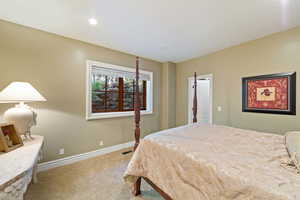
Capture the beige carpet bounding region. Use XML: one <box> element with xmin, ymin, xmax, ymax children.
<box><xmin>25</xmin><ymin>148</ymin><xmax>163</xmax><ymax>200</ymax></box>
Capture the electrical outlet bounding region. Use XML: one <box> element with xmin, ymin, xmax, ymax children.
<box><xmin>59</xmin><ymin>148</ymin><xmax>64</xmax><ymax>155</ymax></box>
<box><xmin>99</xmin><ymin>141</ymin><xmax>104</xmax><ymax>146</ymax></box>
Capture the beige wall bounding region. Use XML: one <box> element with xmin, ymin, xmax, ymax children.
<box><xmin>2</xmin><ymin>19</ymin><xmax>299</xmax><ymax>162</ymax></box>
<box><xmin>176</xmin><ymin>27</ymin><xmax>300</xmax><ymax>134</ymax></box>
<box><xmin>160</xmin><ymin>62</ymin><xmax>176</xmax><ymax>129</ymax></box>
<box><xmin>0</xmin><ymin>20</ymin><xmax>162</xmax><ymax>162</ymax></box>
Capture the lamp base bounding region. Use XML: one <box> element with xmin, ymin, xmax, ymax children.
<box><xmin>3</xmin><ymin>102</ymin><xmax>37</xmax><ymax>139</ymax></box>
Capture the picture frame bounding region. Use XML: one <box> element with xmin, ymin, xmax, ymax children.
<box><xmin>0</xmin><ymin>123</ymin><xmax>23</xmax><ymax>153</ymax></box>
<box><xmin>242</xmin><ymin>72</ymin><xmax>296</xmax><ymax>115</ymax></box>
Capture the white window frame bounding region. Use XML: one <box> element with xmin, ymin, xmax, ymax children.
<box><xmin>86</xmin><ymin>60</ymin><xmax>153</xmax><ymax>120</ymax></box>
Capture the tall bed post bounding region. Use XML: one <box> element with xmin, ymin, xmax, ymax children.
<box><xmin>192</xmin><ymin>72</ymin><xmax>197</xmax><ymax>123</ymax></box>
<box><xmin>134</xmin><ymin>56</ymin><xmax>141</xmax><ymax>152</ymax></box>
<box><xmin>133</xmin><ymin>56</ymin><xmax>142</xmax><ymax>196</ymax></box>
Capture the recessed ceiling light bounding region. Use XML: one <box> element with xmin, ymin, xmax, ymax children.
<box><xmin>89</xmin><ymin>18</ymin><xmax>98</xmax><ymax>26</ymax></box>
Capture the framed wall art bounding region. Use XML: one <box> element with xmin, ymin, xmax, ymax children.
<box><xmin>242</xmin><ymin>72</ymin><xmax>296</xmax><ymax>115</ymax></box>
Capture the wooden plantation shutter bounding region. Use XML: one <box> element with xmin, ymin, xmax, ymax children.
<box><xmin>91</xmin><ymin>65</ymin><xmax>148</xmax><ymax>113</ymax></box>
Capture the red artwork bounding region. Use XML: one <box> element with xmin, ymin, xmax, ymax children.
<box><xmin>247</xmin><ymin>77</ymin><xmax>288</xmax><ymax>110</ymax></box>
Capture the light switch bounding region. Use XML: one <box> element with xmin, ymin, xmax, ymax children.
<box><xmin>217</xmin><ymin>106</ymin><xmax>222</xmax><ymax>112</ymax></box>
<box><xmin>59</xmin><ymin>148</ymin><xmax>65</xmax><ymax>155</ymax></box>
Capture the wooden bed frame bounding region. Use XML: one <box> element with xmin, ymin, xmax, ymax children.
<box><xmin>132</xmin><ymin>57</ymin><xmax>198</xmax><ymax>200</ymax></box>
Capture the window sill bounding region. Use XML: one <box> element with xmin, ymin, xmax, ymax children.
<box><xmin>86</xmin><ymin>110</ymin><xmax>153</xmax><ymax>120</ymax></box>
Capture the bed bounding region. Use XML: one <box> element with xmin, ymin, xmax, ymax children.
<box><xmin>124</xmin><ymin>123</ymin><xmax>300</xmax><ymax>199</ymax></box>
<box><xmin>124</xmin><ymin>57</ymin><xmax>300</xmax><ymax>200</ymax></box>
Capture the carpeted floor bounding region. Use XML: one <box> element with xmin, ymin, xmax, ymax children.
<box><xmin>25</xmin><ymin>148</ymin><xmax>163</xmax><ymax>200</ymax></box>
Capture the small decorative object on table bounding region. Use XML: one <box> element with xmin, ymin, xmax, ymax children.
<box><xmin>242</xmin><ymin>72</ymin><xmax>296</xmax><ymax>115</ymax></box>
<box><xmin>0</xmin><ymin>82</ymin><xmax>47</xmax><ymax>139</ymax></box>
<box><xmin>0</xmin><ymin>123</ymin><xmax>23</xmax><ymax>153</ymax></box>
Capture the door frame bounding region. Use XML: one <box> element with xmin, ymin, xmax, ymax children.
<box><xmin>187</xmin><ymin>74</ymin><xmax>213</xmax><ymax>124</ymax></box>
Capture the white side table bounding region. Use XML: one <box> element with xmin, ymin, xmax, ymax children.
<box><xmin>0</xmin><ymin>135</ymin><xmax>44</xmax><ymax>200</ymax></box>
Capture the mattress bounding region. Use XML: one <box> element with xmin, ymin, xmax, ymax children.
<box><xmin>124</xmin><ymin>124</ymin><xmax>300</xmax><ymax>200</ymax></box>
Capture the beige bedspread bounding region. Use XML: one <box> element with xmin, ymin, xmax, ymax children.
<box><xmin>124</xmin><ymin>124</ymin><xmax>300</xmax><ymax>200</ymax></box>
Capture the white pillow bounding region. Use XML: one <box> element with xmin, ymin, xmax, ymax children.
<box><xmin>285</xmin><ymin>131</ymin><xmax>300</xmax><ymax>172</ymax></box>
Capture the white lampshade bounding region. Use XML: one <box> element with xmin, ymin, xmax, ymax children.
<box><xmin>0</xmin><ymin>82</ymin><xmax>46</xmax><ymax>103</ymax></box>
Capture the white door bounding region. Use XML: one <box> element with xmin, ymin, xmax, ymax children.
<box><xmin>188</xmin><ymin>75</ymin><xmax>213</xmax><ymax>124</ymax></box>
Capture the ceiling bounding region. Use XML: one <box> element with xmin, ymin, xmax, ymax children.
<box><xmin>0</xmin><ymin>0</ymin><xmax>299</xmax><ymax>62</ymax></box>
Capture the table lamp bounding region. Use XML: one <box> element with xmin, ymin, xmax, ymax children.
<box><xmin>0</xmin><ymin>82</ymin><xmax>46</xmax><ymax>139</ymax></box>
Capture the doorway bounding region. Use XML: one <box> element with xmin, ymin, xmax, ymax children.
<box><xmin>188</xmin><ymin>74</ymin><xmax>213</xmax><ymax>124</ymax></box>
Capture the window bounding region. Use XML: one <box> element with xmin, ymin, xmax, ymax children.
<box><xmin>86</xmin><ymin>60</ymin><xmax>153</xmax><ymax>120</ymax></box>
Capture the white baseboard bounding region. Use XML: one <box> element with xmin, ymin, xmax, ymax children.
<box><xmin>38</xmin><ymin>141</ymin><xmax>134</xmax><ymax>172</ymax></box>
